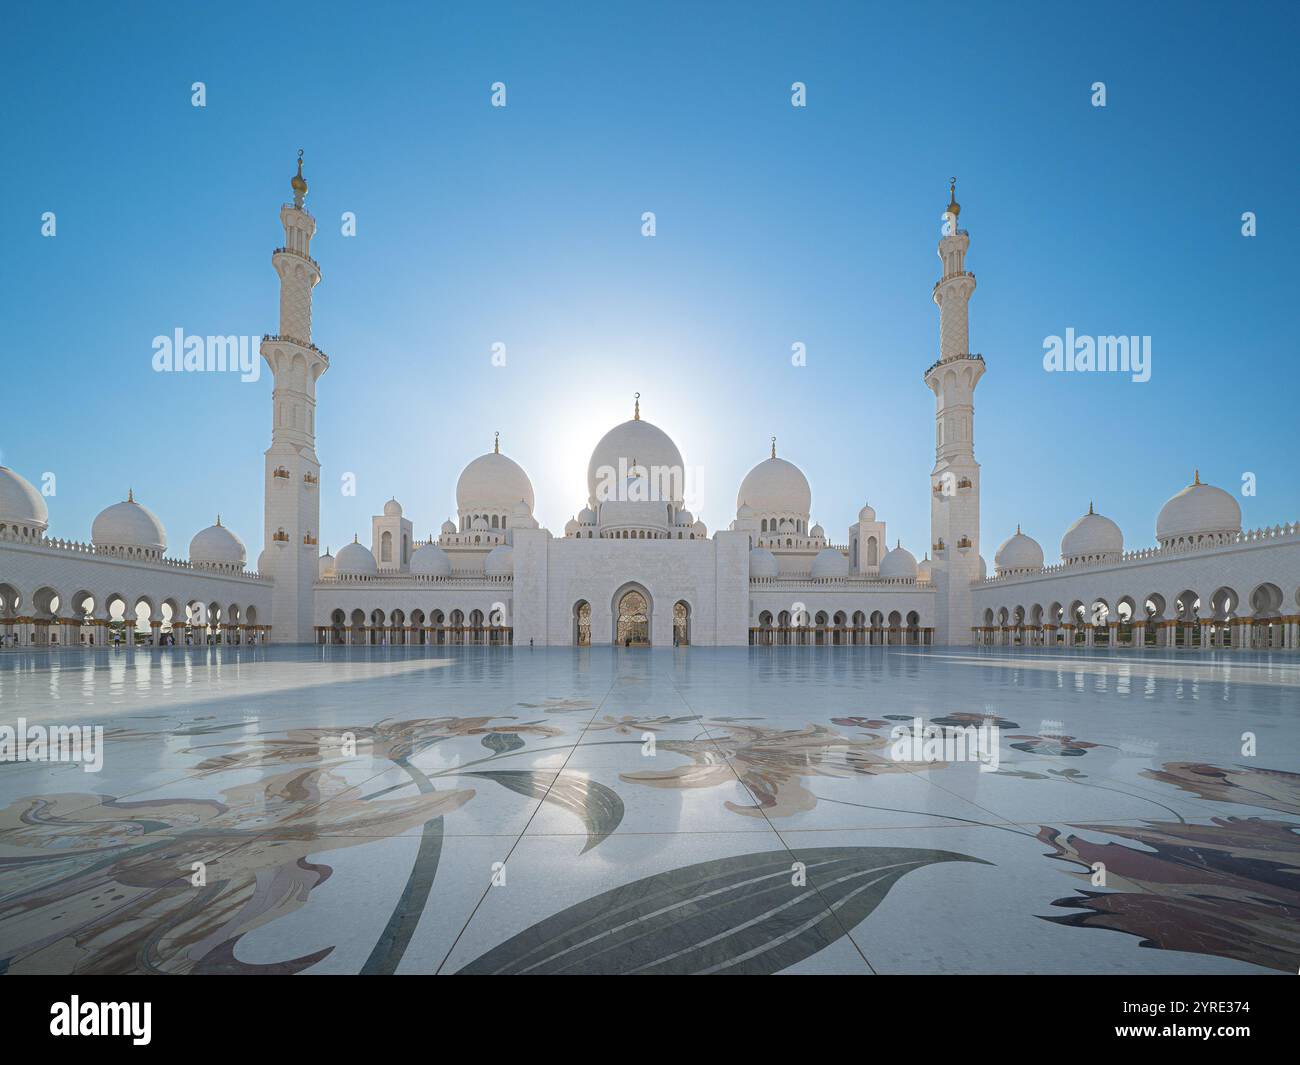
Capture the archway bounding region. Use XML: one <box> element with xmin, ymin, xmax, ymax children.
<box><xmin>614</xmin><ymin>586</ymin><xmax>651</xmax><ymax>647</ymax></box>
<box><xmin>573</xmin><ymin>600</ymin><xmax>591</xmax><ymax>646</ymax></box>
<box><xmin>673</xmin><ymin>600</ymin><xmax>691</xmax><ymax>646</ymax></box>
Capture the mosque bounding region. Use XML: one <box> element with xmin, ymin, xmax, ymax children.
<box><xmin>1</xmin><ymin>162</ymin><xmax>1298</xmax><ymax>650</ymax></box>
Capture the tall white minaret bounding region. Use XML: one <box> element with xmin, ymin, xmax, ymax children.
<box><xmin>261</xmin><ymin>151</ymin><xmax>328</xmax><ymax>643</ymax></box>
<box><xmin>926</xmin><ymin>179</ymin><xmax>983</xmax><ymax>645</ymax></box>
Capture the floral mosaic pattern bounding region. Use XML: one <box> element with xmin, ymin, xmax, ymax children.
<box><xmin>2</xmin><ymin>691</ymin><xmax>1296</xmax><ymax>976</ymax></box>
<box><xmin>1039</xmin><ymin>764</ymin><xmax>1300</xmax><ymax>973</ymax></box>
<box><xmin>620</xmin><ymin>722</ymin><xmax>904</xmax><ymax>818</ymax></box>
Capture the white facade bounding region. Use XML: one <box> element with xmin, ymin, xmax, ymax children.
<box><xmin>3</xmin><ymin>167</ymin><xmax>1297</xmax><ymax>650</ymax></box>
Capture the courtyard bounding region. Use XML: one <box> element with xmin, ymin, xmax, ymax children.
<box><xmin>0</xmin><ymin>645</ymin><xmax>1296</xmax><ymax>975</ymax></box>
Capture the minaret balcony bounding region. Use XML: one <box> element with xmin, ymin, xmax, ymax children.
<box><xmin>272</xmin><ymin>246</ymin><xmax>321</xmax><ymax>275</ymax></box>
<box><xmin>932</xmin><ymin>270</ymin><xmax>975</xmax><ymax>293</ymax></box>
<box><xmin>303</xmin><ymin>473</ymin><xmax>318</xmax><ymax>487</ymax></box>
<box><xmin>923</xmin><ymin>352</ymin><xmax>983</xmax><ymax>380</ymax></box>
<box><xmin>261</xmin><ymin>334</ymin><xmax>330</xmax><ymax>367</ymax></box>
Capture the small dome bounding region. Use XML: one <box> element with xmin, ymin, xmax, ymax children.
<box><xmin>676</xmin><ymin>509</ymin><xmax>695</xmax><ymax>526</ymax></box>
<box><xmin>318</xmin><ymin>550</ymin><xmax>336</xmax><ymax>579</ymax></box>
<box><xmin>383</xmin><ymin>497</ymin><xmax>403</xmax><ymax>517</ymax></box>
<box><xmin>916</xmin><ymin>553</ymin><xmax>932</xmax><ymax>583</ymax></box>
<box><xmin>736</xmin><ymin>503</ymin><xmax>754</xmax><ymax>520</ymax></box>
<box><xmin>994</xmin><ymin>527</ymin><xmax>1044</xmax><ymax>574</ymax></box>
<box><xmin>189</xmin><ymin>517</ymin><xmax>246</xmax><ymax>567</ymax></box>
<box><xmin>410</xmin><ymin>541</ymin><xmax>452</xmax><ymax>576</ymax></box>
<box><xmin>811</xmin><ymin>547</ymin><xmax>850</xmax><ymax>579</ymax></box>
<box><xmin>810</xmin><ymin>523</ymin><xmax>825</xmax><ymax>539</ymax></box>
<box><xmin>778</xmin><ymin>519</ymin><xmax>794</xmax><ymax>533</ymax></box>
<box><xmin>92</xmin><ymin>492</ymin><xmax>166</xmax><ymax>554</ymax></box>
<box><xmin>0</xmin><ymin>466</ymin><xmax>49</xmax><ymax>530</ymax></box>
<box><xmin>472</xmin><ymin>515</ymin><xmax>489</xmax><ymax>531</ymax></box>
<box><xmin>578</xmin><ymin>506</ymin><xmax>596</xmax><ymax>524</ymax></box>
<box><xmin>564</xmin><ymin>518</ymin><xmax>579</xmax><ymax>536</ymax></box>
<box><xmin>736</xmin><ymin>454</ymin><xmax>811</xmax><ymax>517</ymax></box>
<box><xmin>334</xmin><ymin>538</ymin><xmax>378</xmax><ymax>577</ymax></box>
<box><xmin>512</xmin><ymin>499</ymin><xmax>530</xmax><ymax>515</ymax></box>
<box><xmin>1061</xmin><ymin>505</ymin><xmax>1123</xmax><ymax>562</ymax></box>
<box><xmin>879</xmin><ymin>542</ymin><xmax>918</xmax><ymax>580</ymax></box>
<box><xmin>484</xmin><ymin>544</ymin><xmax>514</xmax><ymax>576</ymax></box>
<box><xmin>1156</xmin><ymin>473</ymin><xmax>1241</xmax><ymax>545</ymax></box>
<box><xmin>749</xmin><ymin>547</ymin><xmax>779</xmax><ymax>578</ymax></box>
<box><xmin>457</xmin><ymin>448</ymin><xmax>535</xmax><ymax>514</ymax></box>
<box><xmin>858</xmin><ymin>503</ymin><xmax>876</xmax><ymax>523</ymax></box>
<box><xmin>978</xmin><ymin>554</ymin><xmax>988</xmax><ymax>580</ymax></box>
<box><xmin>440</xmin><ymin>518</ymin><xmax>457</xmax><ymax>535</ymax></box>
<box><xmin>691</xmin><ymin>519</ymin><xmax>707</xmax><ymax>537</ymax></box>
<box><xmin>257</xmin><ymin>548</ymin><xmax>271</xmax><ymax>576</ymax></box>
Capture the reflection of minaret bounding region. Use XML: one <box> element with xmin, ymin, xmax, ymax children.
<box><xmin>926</xmin><ymin>179</ymin><xmax>983</xmax><ymax>645</ymax></box>
<box><xmin>262</xmin><ymin>152</ymin><xmax>329</xmax><ymax>643</ymax></box>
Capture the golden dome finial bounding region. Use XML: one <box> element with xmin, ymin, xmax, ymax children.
<box><xmin>771</xmin><ymin>435</ymin><xmax>777</xmax><ymax>459</ymax></box>
<box><xmin>1193</xmin><ymin>468</ymin><xmax>1201</xmax><ymax>485</ymax></box>
<box><xmin>1016</xmin><ymin>523</ymin><xmax>1021</xmax><ymax>534</ymax></box>
<box><xmin>127</xmin><ymin>487</ymin><xmax>134</xmax><ymax>503</ymax></box>
<box><xmin>946</xmin><ymin>176</ymin><xmax>960</xmax><ymax>219</ymax></box>
<box><xmin>216</xmin><ymin>513</ymin><xmax>222</xmax><ymax>526</ymax></box>
<box><xmin>494</xmin><ymin>430</ymin><xmax>499</xmax><ymax>454</ymax></box>
<box><xmin>1088</xmin><ymin>500</ymin><xmax>1094</xmax><ymax>515</ymax></box>
<box><xmin>633</xmin><ymin>392</ymin><xmax>640</xmax><ymax>420</ymax></box>
<box><xmin>291</xmin><ymin>149</ymin><xmax>308</xmax><ymax>204</ymax></box>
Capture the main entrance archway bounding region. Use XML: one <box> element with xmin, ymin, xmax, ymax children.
<box><xmin>614</xmin><ymin>587</ymin><xmax>651</xmax><ymax>646</ymax></box>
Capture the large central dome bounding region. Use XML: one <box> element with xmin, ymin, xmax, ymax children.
<box><xmin>586</xmin><ymin>403</ymin><xmax>685</xmax><ymax>505</ymax></box>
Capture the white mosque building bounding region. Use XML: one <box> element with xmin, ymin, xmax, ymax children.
<box><xmin>2</xmin><ymin>163</ymin><xmax>1298</xmax><ymax>650</ymax></box>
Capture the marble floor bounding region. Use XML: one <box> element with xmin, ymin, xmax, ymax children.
<box><xmin>0</xmin><ymin>645</ymin><xmax>1296</xmax><ymax>975</ymax></box>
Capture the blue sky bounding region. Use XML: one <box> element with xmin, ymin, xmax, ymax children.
<box><xmin>2</xmin><ymin>1</ymin><xmax>1297</xmax><ymax>562</ymax></box>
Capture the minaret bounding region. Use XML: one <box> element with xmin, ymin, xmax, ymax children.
<box><xmin>261</xmin><ymin>151</ymin><xmax>328</xmax><ymax>642</ymax></box>
<box><xmin>926</xmin><ymin>179</ymin><xmax>983</xmax><ymax>645</ymax></box>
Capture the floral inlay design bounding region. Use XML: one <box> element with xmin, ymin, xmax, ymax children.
<box><xmin>620</xmin><ymin>722</ymin><xmax>900</xmax><ymax>818</ymax></box>
<box><xmin>0</xmin><ymin>714</ymin><xmax>616</xmax><ymax>975</ymax></box>
<box><xmin>1038</xmin><ymin>763</ymin><xmax>1300</xmax><ymax>973</ymax></box>
<box><xmin>585</xmin><ymin>714</ymin><xmax>699</xmax><ymax>735</ymax></box>
<box><xmin>1009</xmin><ymin>733</ymin><xmax>1109</xmax><ymax>757</ymax></box>
<box><xmin>0</xmin><ymin>767</ymin><xmax>472</xmax><ymax>974</ymax></box>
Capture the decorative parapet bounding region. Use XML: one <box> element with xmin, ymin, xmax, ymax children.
<box><xmin>317</xmin><ymin>574</ymin><xmax>514</xmax><ymax>586</ymax></box>
<box><xmin>923</xmin><ymin>352</ymin><xmax>983</xmax><ymax>379</ymax></box>
<box><xmin>261</xmin><ymin>333</ymin><xmax>329</xmax><ymax>365</ymax></box>
<box><xmin>977</xmin><ymin>520</ymin><xmax>1300</xmax><ymax>586</ymax></box>
<box><xmin>271</xmin><ymin>246</ymin><xmax>321</xmax><ymax>273</ymax></box>
<box><xmin>0</xmin><ymin>531</ymin><xmax>271</xmax><ymax>580</ymax></box>
<box><xmin>749</xmin><ymin>575</ymin><xmax>929</xmax><ymax>590</ymax></box>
